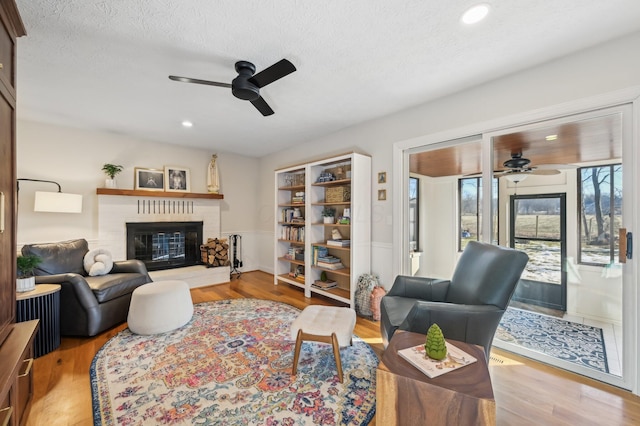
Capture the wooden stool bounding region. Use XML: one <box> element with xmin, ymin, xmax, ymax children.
<box><xmin>290</xmin><ymin>305</ymin><xmax>356</xmax><ymax>382</ymax></box>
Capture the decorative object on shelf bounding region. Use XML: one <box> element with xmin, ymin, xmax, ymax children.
<box><xmin>165</xmin><ymin>166</ymin><xmax>191</xmax><ymax>192</ymax></box>
<box><xmin>425</xmin><ymin>323</ymin><xmax>447</xmax><ymax>360</ymax></box>
<box><xmin>292</xmin><ymin>191</ymin><xmax>305</xmax><ymax>204</ymax></box>
<box><xmin>135</xmin><ymin>168</ymin><xmax>165</xmax><ymax>191</ymax></box>
<box><xmin>378</xmin><ymin>171</ymin><xmax>386</xmax><ymax>184</ymax></box>
<box><xmin>102</xmin><ymin>163</ymin><xmax>123</xmax><ymax>189</ymax></box>
<box><xmin>313</xmin><ymin>271</ymin><xmax>337</xmax><ymax>289</ymax></box>
<box><xmin>17</xmin><ymin>178</ymin><xmax>83</xmax><ymax>213</ymax></box>
<box><xmin>325</xmin><ymin>164</ymin><xmax>351</xmax><ymax>180</ymax></box>
<box><xmin>331</xmin><ymin>228</ymin><xmax>343</xmax><ymax>240</ymax></box>
<box><xmin>378</xmin><ymin>189</ymin><xmax>387</xmax><ymax>201</ymax></box>
<box><xmin>207</xmin><ymin>154</ymin><xmax>220</xmax><ymax>193</ymax></box>
<box><xmin>326</xmin><ymin>186</ymin><xmax>350</xmax><ymax>202</ymax></box>
<box><xmin>316</xmin><ymin>171</ymin><xmax>335</xmax><ymax>183</ymax></box>
<box><xmin>16</xmin><ymin>254</ymin><xmax>42</xmax><ymax>292</ymax></box>
<box><xmin>322</xmin><ymin>206</ymin><xmax>336</xmax><ymax>224</ymax></box>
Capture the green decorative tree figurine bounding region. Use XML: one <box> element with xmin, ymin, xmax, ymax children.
<box><xmin>425</xmin><ymin>323</ymin><xmax>448</xmax><ymax>360</ymax></box>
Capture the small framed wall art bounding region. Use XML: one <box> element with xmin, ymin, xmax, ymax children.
<box><xmin>165</xmin><ymin>166</ymin><xmax>191</xmax><ymax>192</ymax></box>
<box><xmin>135</xmin><ymin>168</ymin><xmax>165</xmax><ymax>191</ymax></box>
<box><xmin>378</xmin><ymin>189</ymin><xmax>387</xmax><ymax>201</ymax></box>
<box><xmin>378</xmin><ymin>172</ymin><xmax>387</xmax><ymax>184</ymax></box>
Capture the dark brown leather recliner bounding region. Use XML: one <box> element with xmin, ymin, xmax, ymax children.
<box><xmin>21</xmin><ymin>239</ymin><xmax>152</xmax><ymax>336</ymax></box>
<box><xmin>380</xmin><ymin>241</ymin><xmax>528</xmax><ymax>358</ymax></box>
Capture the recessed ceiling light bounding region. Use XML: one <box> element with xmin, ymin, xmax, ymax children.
<box><xmin>545</xmin><ymin>134</ymin><xmax>558</xmax><ymax>141</ymax></box>
<box><xmin>182</xmin><ymin>121</ymin><xmax>193</xmax><ymax>128</ymax></box>
<box><xmin>461</xmin><ymin>4</ymin><xmax>490</xmax><ymax>25</ymax></box>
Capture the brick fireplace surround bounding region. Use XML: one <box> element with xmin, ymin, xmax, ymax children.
<box><xmin>97</xmin><ymin>190</ymin><xmax>229</xmax><ymax>287</ymax></box>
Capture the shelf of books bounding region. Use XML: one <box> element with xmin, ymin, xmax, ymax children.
<box><xmin>274</xmin><ymin>166</ymin><xmax>307</xmax><ymax>290</ymax></box>
<box><xmin>274</xmin><ymin>153</ymin><xmax>371</xmax><ymax>307</ymax></box>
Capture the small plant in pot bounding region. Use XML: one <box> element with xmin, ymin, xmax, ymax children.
<box><xmin>16</xmin><ymin>254</ymin><xmax>42</xmax><ymax>292</ymax></box>
<box><xmin>321</xmin><ymin>206</ymin><xmax>336</xmax><ymax>224</ymax></box>
<box><xmin>102</xmin><ymin>163</ymin><xmax>123</xmax><ymax>188</ymax></box>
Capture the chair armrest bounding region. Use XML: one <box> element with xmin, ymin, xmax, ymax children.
<box><xmin>111</xmin><ymin>259</ymin><xmax>151</xmax><ymax>278</ymax></box>
<box><xmin>35</xmin><ymin>273</ymin><xmax>99</xmax><ymax>309</ymax></box>
<box><xmin>387</xmin><ymin>275</ymin><xmax>450</xmax><ymax>301</ymax></box>
<box><xmin>400</xmin><ymin>301</ymin><xmax>505</xmax><ymax>357</ymax></box>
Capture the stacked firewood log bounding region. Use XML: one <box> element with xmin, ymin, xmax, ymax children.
<box><xmin>200</xmin><ymin>238</ymin><xmax>230</xmax><ymax>267</ymax></box>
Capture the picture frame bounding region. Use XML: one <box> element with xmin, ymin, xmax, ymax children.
<box><xmin>378</xmin><ymin>189</ymin><xmax>387</xmax><ymax>201</ymax></box>
<box><xmin>164</xmin><ymin>166</ymin><xmax>191</xmax><ymax>192</ymax></box>
<box><xmin>378</xmin><ymin>172</ymin><xmax>387</xmax><ymax>184</ymax></box>
<box><xmin>135</xmin><ymin>168</ymin><xmax>165</xmax><ymax>191</ymax></box>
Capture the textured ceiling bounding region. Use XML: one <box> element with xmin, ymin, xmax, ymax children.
<box><xmin>15</xmin><ymin>0</ymin><xmax>640</xmax><ymax>157</ymax></box>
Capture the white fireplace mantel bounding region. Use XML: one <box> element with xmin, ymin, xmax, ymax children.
<box><xmin>97</xmin><ymin>190</ymin><xmax>228</xmax><ymax>286</ymax></box>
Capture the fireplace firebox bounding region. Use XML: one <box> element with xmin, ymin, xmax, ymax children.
<box><xmin>126</xmin><ymin>221</ymin><xmax>203</xmax><ymax>271</ymax></box>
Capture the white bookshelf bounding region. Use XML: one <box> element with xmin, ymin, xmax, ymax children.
<box><xmin>274</xmin><ymin>153</ymin><xmax>371</xmax><ymax>308</ymax></box>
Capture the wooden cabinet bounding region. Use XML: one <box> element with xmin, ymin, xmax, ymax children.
<box><xmin>274</xmin><ymin>153</ymin><xmax>371</xmax><ymax>307</ymax></box>
<box><xmin>0</xmin><ymin>321</ymin><xmax>38</xmax><ymax>426</ymax></box>
<box><xmin>0</xmin><ymin>0</ymin><xmax>25</xmax><ymax>346</ymax></box>
<box><xmin>0</xmin><ymin>2</ymin><xmax>32</xmax><ymax>425</ymax></box>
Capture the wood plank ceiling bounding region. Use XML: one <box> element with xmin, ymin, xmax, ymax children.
<box><xmin>410</xmin><ymin>113</ymin><xmax>622</xmax><ymax>177</ymax></box>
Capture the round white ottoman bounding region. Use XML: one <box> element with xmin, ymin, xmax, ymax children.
<box><xmin>290</xmin><ymin>305</ymin><xmax>356</xmax><ymax>382</ymax></box>
<box><xmin>127</xmin><ymin>280</ymin><xmax>193</xmax><ymax>335</ymax></box>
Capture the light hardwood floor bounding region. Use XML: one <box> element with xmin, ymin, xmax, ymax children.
<box><xmin>26</xmin><ymin>271</ymin><xmax>640</xmax><ymax>425</ymax></box>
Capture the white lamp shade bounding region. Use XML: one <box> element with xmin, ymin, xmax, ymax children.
<box><xmin>504</xmin><ymin>173</ymin><xmax>529</xmax><ymax>184</ymax></box>
<box><xmin>34</xmin><ymin>191</ymin><xmax>83</xmax><ymax>213</ymax></box>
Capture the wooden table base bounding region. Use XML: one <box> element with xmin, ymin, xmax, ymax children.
<box><xmin>376</xmin><ymin>331</ymin><xmax>495</xmax><ymax>426</ymax></box>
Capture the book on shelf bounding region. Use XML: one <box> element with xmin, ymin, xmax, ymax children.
<box><xmin>326</xmin><ymin>239</ymin><xmax>350</xmax><ymax>247</ymax></box>
<box><xmin>317</xmin><ymin>261</ymin><xmax>345</xmax><ymax>270</ymax></box>
<box><xmin>317</xmin><ymin>256</ymin><xmax>340</xmax><ymax>263</ymax></box>
<box><xmin>397</xmin><ymin>342</ymin><xmax>477</xmax><ymax>379</ymax></box>
<box><xmin>312</xmin><ymin>280</ymin><xmax>337</xmax><ymax>289</ymax></box>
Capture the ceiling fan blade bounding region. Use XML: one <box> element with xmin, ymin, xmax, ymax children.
<box><xmin>531</xmin><ymin>169</ymin><xmax>561</xmax><ymax>175</ymax></box>
<box><xmin>169</xmin><ymin>75</ymin><xmax>232</xmax><ymax>88</ymax></box>
<box><xmin>536</xmin><ymin>163</ymin><xmax>577</xmax><ymax>170</ymax></box>
<box><xmin>250</xmin><ymin>96</ymin><xmax>274</xmax><ymax>116</ymax></box>
<box><xmin>248</xmin><ymin>59</ymin><xmax>296</xmax><ymax>88</ymax></box>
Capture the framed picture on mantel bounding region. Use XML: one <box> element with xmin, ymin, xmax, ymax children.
<box><xmin>135</xmin><ymin>168</ymin><xmax>165</xmax><ymax>191</ymax></box>
<box><xmin>165</xmin><ymin>166</ymin><xmax>191</xmax><ymax>192</ymax></box>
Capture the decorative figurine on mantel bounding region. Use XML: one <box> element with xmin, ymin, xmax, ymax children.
<box><xmin>207</xmin><ymin>154</ymin><xmax>220</xmax><ymax>193</ymax></box>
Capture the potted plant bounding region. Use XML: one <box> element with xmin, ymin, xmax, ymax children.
<box><xmin>16</xmin><ymin>254</ymin><xmax>42</xmax><ymax>292</ymax></box>
<box><xmin>102</xmin><ymin>163</ymin><xmax>123</xmax><ymax>188</ymax></box>
<box><xmin>322</xmin><ymin>206</ymin><xmax>336</xmax><ymax>224</ymax></box>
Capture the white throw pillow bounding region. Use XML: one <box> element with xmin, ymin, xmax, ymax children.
<box><xmin>83</xmin><ymin>248</ymin><xmax>114</xmax><ymax>276</ymax></box>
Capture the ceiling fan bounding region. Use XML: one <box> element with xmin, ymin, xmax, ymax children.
<box><xmin>169</xmin><ymin>59</ymin><xmax>296</xmax><ymax>116</ymax></box>
<box><xmin>497</xmin><ymin>152</ymin><xmax>567</xmax><ymax>177</ymax></box>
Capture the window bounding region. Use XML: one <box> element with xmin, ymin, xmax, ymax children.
<box><xmin>409</xmin><ymin>177</ymin><xmax>419</xmax><ymax>251</ymax></box>
<box><xmin>459</xmin><ymin>177</ymin><xmax>498</xmax><ymax>250</ymax></box>
<box><xmin>578</xmin><ymin>164</ymin><xmax>622</xmax><ymax>265</ymax></box>
<box><xmin>459</xmin><ymin>177</ymin><xmax>481</xmax><ymax>251</ymax></box>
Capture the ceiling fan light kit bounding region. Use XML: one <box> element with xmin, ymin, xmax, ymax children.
<box><xmin>169</xmin><ymin>59</ymin><xmax>297</xmax><ymax>117</ymax></box>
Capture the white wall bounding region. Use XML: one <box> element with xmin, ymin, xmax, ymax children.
<box><xmin>256</xmin><ymin>31</ymin><xmax>640</xmax><ymax>288</ymax></box>
<box><xmin>16</xmin><ymin>120</ymin><xmax>262</xmax><ymax>271</ymax></box>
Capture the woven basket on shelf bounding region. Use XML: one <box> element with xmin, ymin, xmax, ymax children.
<box><xmin>326</xmin><ymin>186</ymin><xmax>351</xmax><ymax>203</ymax></box>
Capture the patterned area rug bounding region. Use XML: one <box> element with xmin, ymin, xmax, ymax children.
<box><xmin>496</xmin><ymin>307</ymin><xmax>608</xmax><ymax>373</ymax></box>
<box><xmin>91</xmin><ymin>299</ymin><xmax>377</xmax><ymax>425</ymax></box>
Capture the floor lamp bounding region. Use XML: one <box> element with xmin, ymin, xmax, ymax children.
<box><xmin>16</xmin><ymin>178</ymin><xmax>83</xmax><ymax>213</ymax></box>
